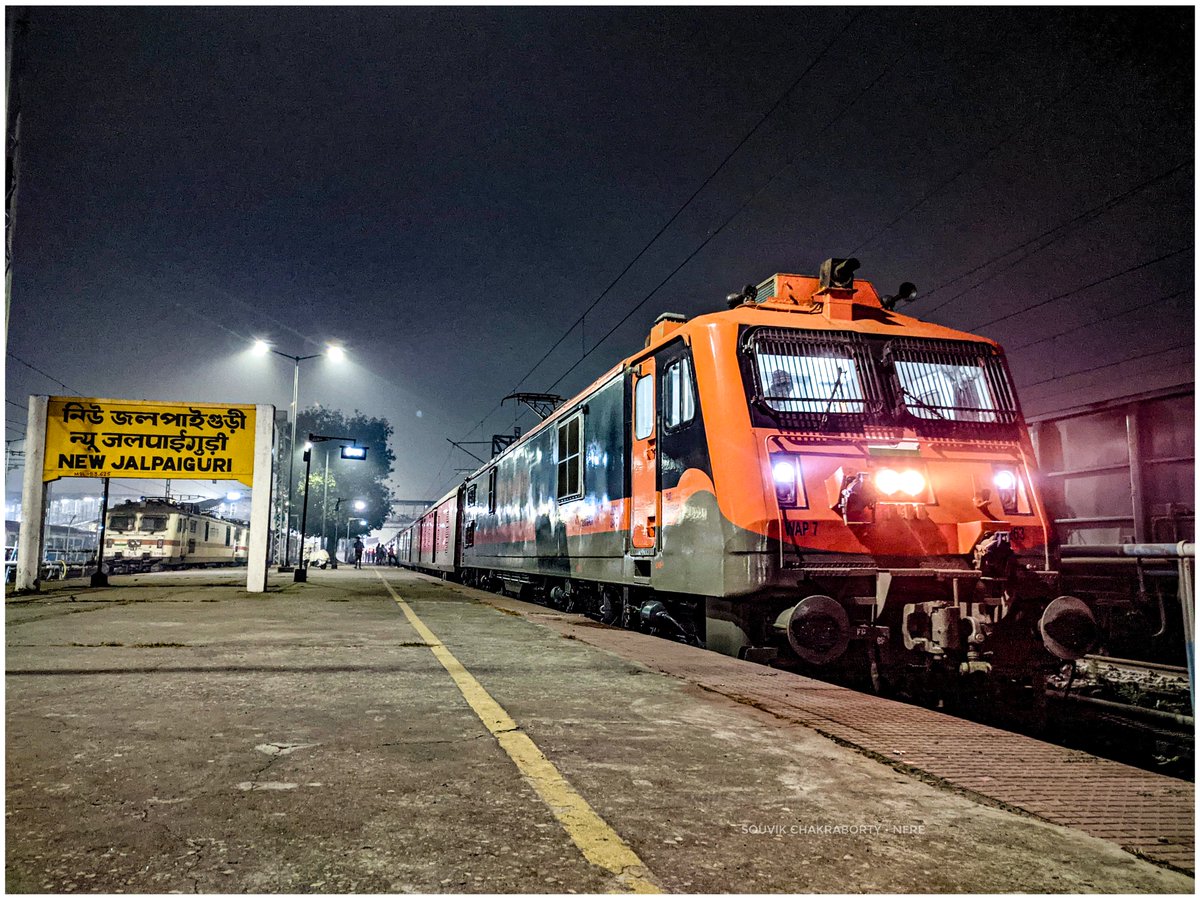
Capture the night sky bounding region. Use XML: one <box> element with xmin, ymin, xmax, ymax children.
<box><xmin>5</xmin><ymin>6</ymin><xmax>1193</xmax><ymax>507</ymax></box>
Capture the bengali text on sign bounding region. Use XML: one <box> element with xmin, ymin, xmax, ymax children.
<box><xmin>42</xmin><ymin>397</ymin><xmax>257</xmax><ymax>485</ymax></box>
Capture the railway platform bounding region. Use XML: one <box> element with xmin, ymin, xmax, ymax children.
<box><xmin>5</xmin><ymin>567</ymin><xmax>1195</xmax><ymax>893</ymax></box>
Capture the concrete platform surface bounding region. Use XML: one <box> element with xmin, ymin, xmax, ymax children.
<box><xmin>5</xmin><ymin>567</ymin><xmax>1195</xmax><ymax>893</ymax></box>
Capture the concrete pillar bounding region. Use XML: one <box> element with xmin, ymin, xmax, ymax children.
<box><xmin>245</xmin><ymin>404</ymin><xmax>275</xmax><ymax>593</ymax></box>
<box><xmin>16</xmin><ymin>394</ymin><xmax>47</xmax><ymax>592</ymax></box>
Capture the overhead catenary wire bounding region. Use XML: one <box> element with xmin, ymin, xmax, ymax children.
<box><xmin>457</xmin><ymin>9</ymin><xmax>864</xmax><ymax>445</ymax></box>
<box><xmin>1019</xmin><ymin>342</ymin><xmax>1192</xmax><ymax>391</ymax></box>
<box><xmin>6</xmin><ymin>352</ymin><xmax>81</xmax><ymax>394</ymax></box>
<box><xmin>966</xmin><ymin>246</ymin><xmax>1190</xmax><ymax>332</ymax></box>
<box><xmin>847</xmin><ymin>74</ymin><xmax>1086</xmax><ymax>257</ymax></box>
<box><xmin>542</xmin><ymin>52</ymin><xmax>905</xmax><ymax>397</ymax></box>
<box><xmin>1006</xmin><ymin>288</ymin><xmax>1189</xmax><ymax>353</ymax></box>
<box><xmin>920</xmin><ymin>160</ymin><xmax>1192</xmax><ymax>314</ymax></box>
<box><xmin>509</xmin><ymin>9</ymin><xmax>862</xmax><ymax>393</ymax></box>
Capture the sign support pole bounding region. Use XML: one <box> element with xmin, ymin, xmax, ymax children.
<box><xmin>89</xmin><ymin>477</ymin><xmax>110</xmax><ymax>587</ymax></box>
<box><xmin>246</xmin><ymin>404</ymin><xmax>275</xmax><ymax>593</ymax></box>
<box><xmin>15</xmin><ymin>394</ymin><xmax>47</xmax><ymax>592</ymax></box>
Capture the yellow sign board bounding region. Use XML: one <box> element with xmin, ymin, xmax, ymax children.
<box><xmin>43</xmin><ymin>397</ymin><xmax>257</xmax><ymax>486</ymax></box>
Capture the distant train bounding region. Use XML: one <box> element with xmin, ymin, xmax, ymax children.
<box><xmin>398</xmin><ymin>258</ymin><xmax>1096</xmax><ymax>691</ymax></box>
<box><xmin>104</xmin><ymin>497</ymin><xmax>248</xmax><ymax>572</ymax></box>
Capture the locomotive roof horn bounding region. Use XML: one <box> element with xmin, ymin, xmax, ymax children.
<box><xmin>726</xmin><ymin>283</ymin><xmax>757</xmax><ymax>308</ymax></box>
<box><xmin>881</xmin><ymin>281</ymin><xmax>918</xmax><ymax>311</ymax></box>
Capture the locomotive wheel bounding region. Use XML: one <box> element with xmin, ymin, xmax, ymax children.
<box><xmin>596</xmin><ymin>588</ymin><xmax>622</xmax><ymax>625</ymax></box>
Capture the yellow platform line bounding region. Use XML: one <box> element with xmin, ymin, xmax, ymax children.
<box><xmin>374</xmin><ymin>571</ymin><xmax>661</xmax><ymax>894</ymax></box>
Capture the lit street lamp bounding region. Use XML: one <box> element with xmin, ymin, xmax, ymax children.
<box><xmin>252</xmin><ymin>339</ymin><xmax>346</xmax><ymax>570</ymax></box>
<box><xmin>345</xmin><ymin>502</ymin><xmax>368</xmax><ymax>547</ymax></box>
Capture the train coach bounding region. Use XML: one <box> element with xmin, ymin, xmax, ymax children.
<box><xmin>104</xmin><ymin>497</ymin><xmax>248</xmax><ymax>572</ymax></box>
<box><xmin>400</xmin><ymin>258</ymin><xmax>1096</xmax><ymax>691</ymax></box>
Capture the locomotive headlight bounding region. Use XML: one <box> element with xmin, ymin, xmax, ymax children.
<box><xmin>770</xmin><ymin>455</ymin><xmax>807</xmax><ymax>508</ymax></box>
<box><xmin>898</xmin><ymin>469</ymin><xmax>926</xmax><ymax>497</ymax></box>
<box><xmin>876</xmin><ymin>467</ymin><xmax>925</xmax><ymax>498</ymax></box>
<box><xmin>772</xmin><ymin>459</ymin><xmax>798</xmax><ymax>507</ymax></box>
<box><xmin>875</xmin><ymin>468</ymin><xmax>902</xmax><ymax>496</ymax></box>
<box><xmin>993</xmin><ymin>466</ymin><xmax>1020</xmax><ymax>513</ymax></box>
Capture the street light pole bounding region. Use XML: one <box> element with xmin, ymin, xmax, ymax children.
<box><xmin>279</xmin><ymin>352</ymin><xmax>314</xmax><ymax>572</ymax></box>
<box><xmin>284</xmin><ymin>356</ymin><xmax>300</xmax><ymax>569</ymax></box>
<box><xmin>293</xmin><ymin>441</ymin><xmax>315</xmax><ymax>583</ymax></box>
<box><xmin>321</xmin><ymin>446</ymin><xmax>331</xmax><ymax>553</ymax></box>
<box><xmin>252</xmin><ymin>340</ymin><xmax>345</xmax><ymax>571</ymax></box>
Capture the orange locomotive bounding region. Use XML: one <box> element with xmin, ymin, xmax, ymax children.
<box><xmin>400</xmin><ymin>258</ymin><xmax>1096</xmax><ymax>687</ymax></box>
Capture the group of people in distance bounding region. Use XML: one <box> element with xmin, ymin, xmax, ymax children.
<box><xmin>350</xmin><ymin>537</ymin><xmax>398</xmax><ymax>569</ymax></box>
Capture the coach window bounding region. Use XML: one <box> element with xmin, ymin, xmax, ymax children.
<box><xmin>487</xmin><ymin>469</ymin><xmax>497</xmax><ymax>514</ymax></box>
<box><xmin>204</xmin><ymin>523</ymin><xmax>210</xmax><ymax>541</ymax></box>
<box><xmin>467</xmin><ymin>484</ymin><xmax>477</xmax><ymax>507</ymax></box>
<box><xmin>663</xmin><ymin>357</ymin><xmax>696</xmax><ymax>429</ymax></box>
<box><xmin>556</xmin><ymin>412</ymin><xmax>584</xmax><ymax>502</ymax></box>
<box><xmin>225</xmin><ymin>525</ymin><xmax>232</xmax><ymax>546</ymax></box>
<box><xmin>190</xmin><ymin>520</ymin><xmax>197</xmax><ymax>534</ymax></box>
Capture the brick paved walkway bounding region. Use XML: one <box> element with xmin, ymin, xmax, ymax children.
<box><xmin>477</xmin><ymin>593</ymin><xmax>1195</xmax><ymax>874</ymax></box>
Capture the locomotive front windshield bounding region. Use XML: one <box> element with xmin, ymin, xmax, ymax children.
<box><xmin>140</xmin><ymin>515</ymin><xmax>169</xmax><ymax>532</ymax></box>
<box><xmin>743</xmin><ymin>327</ymin><xmax>1019</xmax><ymax>431</ymax></box>
<box><xmin>108</xmin><ymin>515</ymin><xmax>135</xmax><ymax>532</ymax></box>
<box><xmin>756</xmin><ymin>351</ymin><xmax>865</xmax><ymax>414</ymax></box>
<box><xmin>893</xmin><ymin>360</ymin><xmax>997</xmax><ymax>422</ymax></box>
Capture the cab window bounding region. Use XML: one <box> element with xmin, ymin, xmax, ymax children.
<box><xmin>663</xmin><ymin>357</ymin><xmax>696</xmax><ymax>429</ymax></box>
<box><xmin>634</xmin><ymin>374</ymin><xmax>654</xmax><ymax>439</ymax></box>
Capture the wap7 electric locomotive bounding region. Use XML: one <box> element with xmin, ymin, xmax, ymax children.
<box><xmin>400</xmin><ymin>258</ymin><xmax>1095</xmax><ymax>687</ymax></box>
<box><xmin>104</xmin><ymin>497</ymin><xmax>248</xmax><ymax>572</ymax></box>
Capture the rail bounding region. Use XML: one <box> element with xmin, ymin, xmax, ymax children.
<box><xmin>1059</xmin><ymin>543</ymin><xmax>1194</xmax><ymax>712</ymax></box>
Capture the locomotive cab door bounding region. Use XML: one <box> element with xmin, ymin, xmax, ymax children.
<box><xmin>629</xmin><ymin>360</ymin><xmax>659</xmax><ymax>552</ymax></box>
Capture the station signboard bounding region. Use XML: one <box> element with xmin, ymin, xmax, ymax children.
<box><xmin>42</xmin><ymin>396</ymin><xmax>258</xmax><ymax>485</ymax></box>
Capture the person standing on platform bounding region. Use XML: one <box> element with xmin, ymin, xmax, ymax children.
<box><xmin>353</xmin><ymin>537</ymin><xmax>365</xmax><ymax>569</ymax></box>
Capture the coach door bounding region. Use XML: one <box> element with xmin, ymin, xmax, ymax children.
<box><xmin>629</xmin><ymin>360</ymin><xmax>659</xmax><ymax>551</ymax></box>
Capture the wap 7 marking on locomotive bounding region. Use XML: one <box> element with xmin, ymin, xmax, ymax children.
<box><xmin>400</xmin><ymin>257</ymin><xmax>1097</xmax><ymax>698</ymax></box>
<box><xmin>784</xmin><ymin>520</ymin><xmax>820</xmax><ymax>539</ymax></box>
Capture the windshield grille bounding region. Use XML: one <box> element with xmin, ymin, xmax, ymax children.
<box><xmin>884</xmin><ymin>338</ymin><xmax>1018</xmax><ymax>426</ymax></box>
<box><xmin>745</xmin><ymin>328</ymin><xmax>882</xmax><ymax>429</ymax></box>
